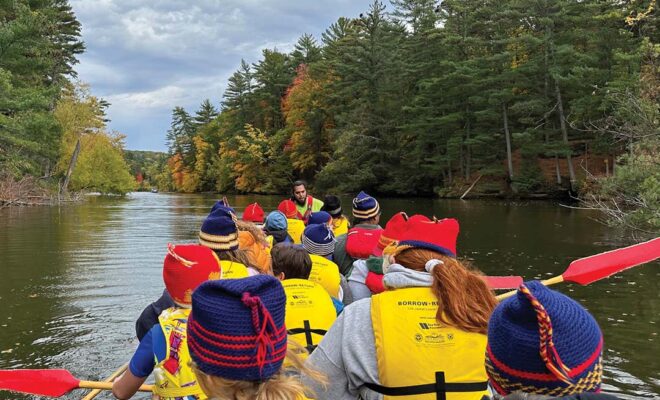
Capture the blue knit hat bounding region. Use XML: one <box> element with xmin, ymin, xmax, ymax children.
<box><xmin>308</xmin><ymin>211</ymin><xmax>331</xmax><ymax>226</ymax></box>
<box><xmin>210</xmin><ymin>199</ymin><xmax>235</xmax><ymax>214</ymax></box>
<box><xmin>265</xmin><ymin>211</ymin><xmax>288</xmax><ymax>231</ymax></box>
<box><xmin>486</xmin><ymin>281</ymin><xmax>603</xmax><ymax>397</ymax></box>
<box><xmin>199</xmin><ymin>207</ymin><xmax>239</xmax><ymax>251</ymax></box>
<box><xmin>352</xmin><ymin>191</ymin><xmax>380</xmax><ymax>220</ymax></box>
<box><xmin>188</xmin><ymin>275</ymin><xmax>287</xmax><ymax>381</ymax></box>
<box><xmin>302</xmin><ymin>223</ymin><xmax>336</xmax><ymax>256</ymax></box>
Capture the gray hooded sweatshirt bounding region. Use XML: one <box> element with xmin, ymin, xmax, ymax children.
<box><xmin>303</xmin><ymin>264</ymin><xmax>433</xmax><ymax>400</ymax></box>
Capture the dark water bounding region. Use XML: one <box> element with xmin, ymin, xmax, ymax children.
<box><xmin>0</xmin><ymin>192</ymin><xmax>657</xmax><ymax>399</ymax></box>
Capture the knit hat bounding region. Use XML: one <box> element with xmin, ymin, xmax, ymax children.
<box><xmin>308</xmin><ymin>211</ymin><xmax>331</xmax><ymax>226</ymax></box>
<box><xmin>486</xmin><ymin>281</ymin><xmax>603</xmax><ymax>397</ymax></box>
<box><xmin>373</xmin><ymin>212</ymin><xmax>410</xmax><ymax>256</ymax></box>
<box><xmin>352</xmin><ymin>191</ymin><xmax>380</xmax><ymax>220</ymax></box>
<box><xmin>320</xmin><ymin>195</ymin><xmax>342</xmax><ymax>217</ymax></box>
<box><xmin>199</xmin><ymin>207</ymin><xmax>240</xmax><ymax>251</ymax></box>
<box><xmin>187</xmin><ymin>275</ymin><xmax>288</xmax><ymax>381</ymax></box>
<box><xmin>277</xmin><ymin>199</ymin><xmax>298</xmax><ymax>219</ymax></box>
<box><xmin>163</xmin><ymin>244</ymin><xmax>222</xmax><ymax>307</ymax></box>
<box><xmin>302</xmin><ymin>223</ymin><xmax>336</xmax><ymax>256</ymax></box>
<box><xmin>265</xmin><ymin>211</ymin><xmax>288</xmax><ymax>231</ymax></box>
<box><xmin>211</xmin><ymin>199</ymin><xmax>235</xmax><ymax>214</ymax></box>
<box><xmin>242</xmin><ymin>202</ymin><xmax>265</xmax><ymax>223</ymax></box>
<box><xmin>393</xmin><ymin>217</ymin><xmax>459</xmax><ymax>257</ymax></box>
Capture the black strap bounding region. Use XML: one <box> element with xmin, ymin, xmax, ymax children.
<box><xmin>364</xmin><ymin>370</ymin><xmax>488</xmax><ymax>398</ymax></box>
<box><xmin>287</xmin><ymin>320</ymin><xmax>327</xmax><ymax>353</ymax></box>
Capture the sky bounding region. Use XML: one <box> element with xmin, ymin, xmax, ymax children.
<box><xmin>70</xmin><ymin>0</ymin><xmax>376</xmax><ymax>152</ymax></box>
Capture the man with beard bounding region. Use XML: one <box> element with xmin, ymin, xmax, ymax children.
<box><xmin>290</xmin><ymin>180</ymin><xmax>324</xmax><ymax>223</ymax></box>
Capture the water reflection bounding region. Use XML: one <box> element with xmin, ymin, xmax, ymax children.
<box><xmin>0</xmin><ymin>193</ymin><xmax>657</xmax><ymax>399</ymax></box>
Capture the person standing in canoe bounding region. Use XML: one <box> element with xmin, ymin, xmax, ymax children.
<box><xmin>113</xmin><ymin>244</ymin><xmax>221</xmax><ymax>400</ymax></box>
<box><xmin>304</xmin><ymin>217</ymin><xmax>498</xmax><ymax>400</ymax></box>
<box><xmin>290</xmin><ymin>180</ymin><xmax>324</xmax><ymax>223</ymax></box>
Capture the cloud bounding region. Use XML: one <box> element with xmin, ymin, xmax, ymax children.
<box><xmin>70</xmin><ymin>0</ymin><xmax>376</xmax><ymax>151</ymax></box>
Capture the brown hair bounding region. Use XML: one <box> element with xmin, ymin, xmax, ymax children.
<box><xmin>236</xmin><ymin>220</ymin><xmax>269</xmax><ymax>247</ymax></box>
<box><xmin>271</xmin><ymin>243</ymin><xmax>312</xmax><ymax>279</ymax></box>
<box><xmin>192</xmin><ymin>343</ymin><xmax>326</xmax><ymax>400</ymax></box>
<box><xmin>394</xmin><ymin>248</ymin><xmax>497</xmax><ymax>334</ymax></box>
<box><xmin>214</xmin><ymin>249</ymin><xmax>261</xmax><ymax>272</ymax></box>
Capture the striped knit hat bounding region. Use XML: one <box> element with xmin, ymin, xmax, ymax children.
<box><xmin>486</xmin><ymin>281</ymin><xmax>603</xmax><ymax>397</ymax></box>
<box><xmin>302</xmin><ymin>223</ymin><xmax>336</xmax><ymax>256</ymax></box>
<box><xmin>393</xmin><ymin>217</ymin><xmax>459</xmax><ymax>258</ymax></box>
<box><xmin>163</xmin><ymin>244</ymin><xmax>222</xmax><ymax>307</ymax></box>
<box><xmin>188</xmin><ymin>275</ymin><xmax>287</xmax><ymax>381</ymax></box>
<box><xmin>352</xmin><ymin>191</ymin><xmax>380</xmax><ymax>220</ymax></box>
<box><xmin>199</xmin><ymin>207</ymin><xmax>240</xmax><ymax>251</ymax></box>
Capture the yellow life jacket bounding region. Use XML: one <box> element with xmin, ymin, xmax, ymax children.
<box><xmin>331</xmin><ymin>216</ymin><xmax>349</xmax><ymax>237</ymax></box>
<box><xmin>265</xmin><ymin>235</ymin><xmax>275</xmax><ymax>250</ymax></box>
<box><xmin>282</xmin><ymin>279</ymin><xmax>337</xmax><ymax>359</ymax></box>
<box><xmin>369</xmin><ymin>287</ymin><xmax>488</xmax><ymax>400</ymax></box>
<box><xmin>153</xmin><ymin>308</ymin><xmax>206</xmax><ymax>399</ymax></box>
<box><xmin>308</xmin><ymin>254</ymin><xmax>341</xmax><ymax>299</ymax></box>
<box><xmin>287</xmin><ymin>218</ymin><xmax>305</xmax><ymax>244</ymax></box>
<box><xmin>219</xmin><ymin>260</ymin><xmax>249</xmax><ymax>279</ymax></box>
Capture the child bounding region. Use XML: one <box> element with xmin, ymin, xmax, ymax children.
<box><xmin>188</xmin><ymin>275</ymin><xmax>324</xmax><ymax>399</ymax></box>
<box><xmin>113</xmin><ymin>244</ymin><xmax>221</xmax><ymax>399</ymax></box>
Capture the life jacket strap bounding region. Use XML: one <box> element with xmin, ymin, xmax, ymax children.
<box><xmin>287</xmin><ymin>320</ymin><xmax>327</xmax><ymax>353</ymax></box>
<box><xmin>364</xmin><ymin>371</ymin><xmax>488</xmax><ymax>399</ymax></box>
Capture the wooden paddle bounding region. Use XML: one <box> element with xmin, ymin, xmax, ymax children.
<box><xmin>497</xmin><ymin>237</ymin><xmax>660</xmax><ymax>300</ymax></box>
<box><xmin>0</xmin><ymin>369</ymin><xmax>153</xmax><ymax>398</ymax></box>
<box><xmin>81</xmin><ymin>363</ymin><xmax>128</xmax><ymax>400</ymax></box>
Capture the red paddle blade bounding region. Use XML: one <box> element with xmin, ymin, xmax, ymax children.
<box><xmin>563</xmin><ymin>237</ymin><xmax>660</xmax><ymax>285</ymax></box>
<box><xmin>481</xmin><ymin>275</ymin><xmax>523</xmax><ymax>289</ymax></box>
<box><xmin>0</xmin><ymin>369</ymin><xmax>80</xmax><ymax>397</ymax></box>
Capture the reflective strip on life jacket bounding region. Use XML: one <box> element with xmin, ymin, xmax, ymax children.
<box><xmin>345</xmin><ymin>227</ymin><xmax>384</xmax><ymax>259</ymax></box>
<box><xmin>219</xmin><ymin>260</ymin><xmax>249</xmax><ymax>279</ymax></box>
<box><xmin>370</xmin><ymin>287</ymin><xmax>489</xmax><ymax>400</ymax></box>
<box><xmin>154</xmin><ymin>308</ymin><xmax>206</xmax><ymax>399</ymax></box>
<box><xmin>282</xmin><ymin>279</ymin><xmax>337</xmax><ymax>359</ymax></box>
<box><xmin>287</xmin><ymin>218</ymin><xmax>305</xmax><ymax>244</ymax></box>
<box><xmin>308</xmin><ymin>254</ymin><xmax>342</xmax><ymax>299</ymax></box>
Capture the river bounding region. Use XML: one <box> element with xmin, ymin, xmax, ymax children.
<box><xmin>0</xmin><ymin>192</ymin><xmax>657</xmax><ymax>399</ymax></box>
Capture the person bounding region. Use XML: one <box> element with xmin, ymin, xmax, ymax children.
<box><xmin>304</xmin><ymin>217</ymin><xmax>498</xmax><ymax>400</ymax></box>
<box><xmin>290</xmin><ymin>180</ymin><xmax>324</xmax><ymax>223</ymax></box>
<box><xmin>320</xmin><ymin>195</ymin><xmax>349</xmax><ymax>236</ymax></box>
<box><xmin>347</xmin><ymin>211</ymin><xmax>411</xmax><ymax>301</ymax></box>
<box><xmin>301</xmin><ymin>223</ymin><xmax>336</xmax><ymax>261</ymax></box>
<box><xmin>242</xmin><ymin>202</ymin><xmax>265</xmax><ymax>228</ymax></box>
<box><xmin>263</xmin><ymin>210</ymin><xmax>294</xmax><ymax>245</ymax></box>
<box><xmin>113</xmin><ymin>244</ymin><xmax>221</xmax><ymax>399</ymax></box>
<box><xmin>333</xmin><ymin>191</ymin><xmax>383</xmax><ymax>276</ymax></box>
<box><xmin>135</xmin><ymin>205</ymin><xmax>259</xmax><ymax>340</ymax></box>
<box><xmin>307</xmin><ymin>211</ymin><xmax>332</xmax><ymax>226</ymax></box>
<box><xmin>187</xmin><ymin>275</ymin><xmax>325</xmax><ymax>399</ymax></box>
<box><xmin>485</xmin><ymin>281</ymin><xmax>612</xmax><ymax>399</ymax></box>
<box><xmin>236</xmin><ymin>218</ymin><xmax>272</xmax><ymax>274</ymax></box>
<box><xmin>270</xmin><ymin>244</ymin><xmax>339</xmax><ymax>358</ymax></box>
<box><xmin>278</xmin><ymin>199</ymin><xmax>306</xmax><ymax>244</ymax></box>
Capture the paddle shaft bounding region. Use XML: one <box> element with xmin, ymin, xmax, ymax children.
<box><xmin>79</xmin><ymin>380</ymin><xmax>153</xmax><ymax>392</ymax></box>
<box><xmin>81</xmin><ymin>363</ymin><xmax>128</xmax><ymax>400</ymax></box>
<box><xmin>497</xmin><ymin>275</ymin><xmax>565</xmax><ymax>301</ymax></box>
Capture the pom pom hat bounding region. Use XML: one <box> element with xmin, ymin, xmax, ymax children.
<box><xmin>163</xmin><ymin>244</ymin><xmax>222</xmax><ymax>307</ymax></box>
<box><xmin>393</xmin><ymin>217</ymin><xmax>459</xmax><ymax>257</ymax></box>
<box><xmin>308</xmin><ymin>211</ymin><xmax>332</xmax><ymax>226</ymax></box>
<box><xmin>302</xmin><ymin>223</ymin><xmax>336</xmax><ymax>256</ymax></box>
<box><xmin>352</xmin><ymin>191</ymin><xmax>380</xmax><ymax>220</ymax></box>
<box><xmin>265</xmin><ymin>211</ymin><xmax>288</xmax><ymax>231</ymax></box>
<box><xmin>187</xmin><ymin>275</ymin><xmax>288</xmax><ymax>381</ymax></box>
<box><xmin>199</xmin><ymin>207</ymin><xmax>240</xmax><ymax>251</ymax></box>
<box><xmin>242</xmin><ymin>202</ymin><xmax>265</xmax><ymax>223</ymax></box>
<box><xmin>486</xmin><ymin>281</ymin><xmax>603</xmax><ymax>396</ymax></box>
<box><xmin>373</xmin><ymin>212</ymin><xmax>413</xmax><ymax>256</ymax></box>
<box><xmin>277</xmin><ymin>199</ymin><xmax>298</xmax><ymax>219</ymax></box>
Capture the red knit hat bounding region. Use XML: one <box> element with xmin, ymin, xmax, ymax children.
<box><xmin>394</xmin><ymin>217</ymin><xmax>459</xmax><ymax>257</ymax></box>
<box><xmin>277</xmin><ymin>199</ymin><xmax>298</xmax><ymax>218</ymax></box>
<box><xmin>163</xmin><ymin>243</ymin><xmax>222</xmax><ymax>307</ymax></box>
<box><xmin>373</xmin><ymin>212</ymin><xmax>409</xmax><ymax>256</ymax></box>
<box><xmin>242</xmin><ymin>202</ymin><xmax>265</xmax><ymax>223</ymax></box>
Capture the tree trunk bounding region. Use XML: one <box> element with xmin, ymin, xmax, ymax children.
<box><xmin>503</xmin><ymin>103</ymin><xmax>513</xmax><ymax>180</ymax></box>
<box><xmin>555</xmin><ymin>155</ymin><xmax>561</xmax><ymax>184</ymax></box>
<box><xmin>61</xmin><ymin>138</ymin><xmax>81</xmax><ymax>194</ymax></box>
<box><xmin>465</xmin><ymin>110</ymin><xmax>471</xmax><ymax>180</ymax></box>
<box><xmin>554</xmin><ymin>80</ymin><xmax>576</xmax><ymax>191</ymax></box>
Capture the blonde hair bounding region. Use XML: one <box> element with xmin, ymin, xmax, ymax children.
<box><xmin>394</xmin><ymin>248</ymin><xmax>497</xmax><ymax>334</ymax></box>
<box><xmin>191</xmin><ymin>343</ymin><xmax>325</xmax><ymax>400</ymax></box>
